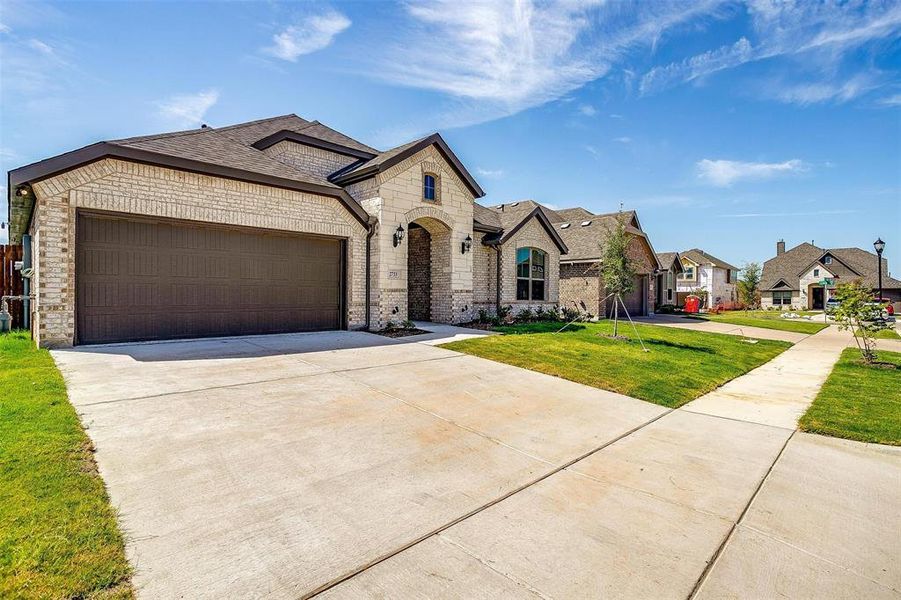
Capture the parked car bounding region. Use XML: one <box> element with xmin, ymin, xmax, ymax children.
<box><xmin>825</xmin><ymin>298</ymin><xmax>842</xmax><ymax>314</ymax></box>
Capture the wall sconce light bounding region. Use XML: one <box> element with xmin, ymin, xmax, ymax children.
<box><xmin>393</xmin><ymin>224</ymin><xmax>405</xmax><ymax>247</ymax></box>
<box><xmin>461</xmin><ymin>234</ymin><xmax>472</xmax><ymax>254</ymax></box>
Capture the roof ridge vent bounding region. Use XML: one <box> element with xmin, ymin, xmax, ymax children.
<box><xmin>581</xmin><ymin>220</ymin><xmax>592</xmax><ymax>226</ymax></box>
<box><xmin>561</xmin><ymin>223</ymin><xmax>571</xmax><ymax>229</ymax></box>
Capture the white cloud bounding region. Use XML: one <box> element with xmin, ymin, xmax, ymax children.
<box><xmin>641</xmin><ymin>37</ymin><xmax>753</xmax><ymax>95</ymax></box>
<box><xmin>27</xmin><ymin>38</ymin><xmax>53</xmax><ymax>55</ymax></box>
<box><xmin>697</xmin><ymin>158</ymin><xmax>808</xmax><ymax>187</ymax></box>
<box><xmin>584</xmin><ymin>145</ymin><xmax>601</xmax><ymax>158</ymax></box>
<box><xmin>264</xmin><ymin>11</ymin><xmax>351</xmax><ymax>61</ymax></box>
<box><xmin>157</xmin><ymin>89</ymin><xmax>219</xmax><ymax>128</ymax></box>
<box><xmin>475</xmin><ymin>167</ymin><xmax>504</xmax><ymax>178</ymax></box>
<box><xmin>640</xmin><ymin>2</ymin><xmax>901</xmax><ymax>99</ymax></box>
<box><xmin>371</xmin><ymin>0</ymin><xmax>725</xmax><ymax>131</ymax></box>
<box><xmin>612</xmin><ymin>136</ymin><xmax>632</xmax><ymax>143</ymax></box>
<box><xmin>609</xmin><ymin>113</ymin><xmax>624</xmax><ymax>119</ymax></box>
<box><xmin>578</xmin><ymin>103</ymin><xmax>597</xmax><ymax>117</ymax></box>
<box><xmin>773</xmin><ymin>74</ymin><xmax>879</xmax><ymax>105</ymax></box>
<box><xmin>877</xmin><ymin>93</ymin><xmax>901</xmax><ymax>106</ymax></box>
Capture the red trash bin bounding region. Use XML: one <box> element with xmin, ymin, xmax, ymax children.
<box><xmin>684</xmin><ymin>295</ymin><xmax>700</xmax><ymax>314</ymax></box>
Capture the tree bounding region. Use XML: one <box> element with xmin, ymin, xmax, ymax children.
<box><xmin>832</xmin><ymin>280</ymin><xmax>877</xmax><ymax>363</ymax></box>
<box><xmin>600</xmin><ymin>213</ymin><xmax>636</xmax><ymax>336</ymax></box>
<box><xmin>738</xmin><ymin>262</ymin><xmax>761</xmax><ymax>309</ymax></box>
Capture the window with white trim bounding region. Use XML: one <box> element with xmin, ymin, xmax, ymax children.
<box><xmin>516</xmin><ymin>247</ymin><xmax>546</xmax><ymax>301</ymax></box>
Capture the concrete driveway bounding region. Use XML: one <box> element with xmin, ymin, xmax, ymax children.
<box><xmin>53</xmin><ymin>327</ymin><xmax>899</xmax><ymax>599</ymax></box>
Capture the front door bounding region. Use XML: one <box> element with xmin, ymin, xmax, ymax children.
<box><xmin>811</xmin><ymin>286</ymin><xmax>824</xmax><ymax>310</ymax></box>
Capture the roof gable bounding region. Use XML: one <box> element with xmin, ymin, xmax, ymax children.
<box><xmin>330</xmin><ymin>133</ymin><xmax>485</xmax><ymax>198</ymax></box>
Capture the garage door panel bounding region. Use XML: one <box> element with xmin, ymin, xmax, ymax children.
<box><xmin>77</xmin><ymin>213</ymin><xmax>342</xmax><ymax>344</ymax></box>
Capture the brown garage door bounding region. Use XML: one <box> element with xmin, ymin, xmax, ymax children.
<box><xmin>607</xmin><ymin>275</ymin><xmax>647</xmax><ymax>318</ymax></box>
<box><xmin>76</xmin><ymin>212</ymin><xmax>343</xmax><ymax>344</ymax></box>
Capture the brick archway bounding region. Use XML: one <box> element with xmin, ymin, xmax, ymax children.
<box><xmin>406</xmin><ymin>214</ymin><xmax>453</xmax><ymax>323</ymax></box>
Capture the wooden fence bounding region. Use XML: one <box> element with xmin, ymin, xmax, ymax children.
<box><xmin>1</xmin><ymin>244</ymin><xmax>25</xmax><ymax>328</ymax></box>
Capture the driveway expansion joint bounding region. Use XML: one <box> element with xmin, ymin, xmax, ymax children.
<box><xmin>304</xmin><ymin>408</ymin><xmax>675</xmax><ymax>598</ymax></box>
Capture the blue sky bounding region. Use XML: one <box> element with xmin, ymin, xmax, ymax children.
<box><xmin>2</xmin><ymin>0</ymin><xmax>900</xmax><ymax>268</ymax></box>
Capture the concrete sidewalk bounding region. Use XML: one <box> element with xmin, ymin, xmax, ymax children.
<box><xmin>683</xmin><ymin>325</ymin><xmax>851</xmax><ymax>429</ymax></box>
<box><xmin>635</xmin><ymin>314</ymin><xmax>810</xmax><ymax>343</ymax></box>
<box><xmin>323</xmin><ymin>327</ymin><xmax>898</xmax><ymax>599</ymax></box>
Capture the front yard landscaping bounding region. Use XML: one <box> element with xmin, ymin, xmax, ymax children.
<box><xmin>441</xmin><ymin>321</ymin><xmax>791</xmax><ymax>408</ymax></box>
<box><xmin>799</xmin><ymin>348</ymin><xmax>901</xmax><ymax>446</ymax></box>
<box><xmin>0</xmin><ymin>332</ymin><xmax>132</xmax><ymax>599</ymax></box>
<box><xmin>686</xmin><ymin>310</ymin><xmax>828</xmax><ymax>335</ymax></box>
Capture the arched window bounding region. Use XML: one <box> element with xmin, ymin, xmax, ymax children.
<box><xmin>423</xmin><ymin>174</ymin><xmax>436</xmax><ymax>201</ymax></box>
<box><xmin>516</xmin><ymin>247</ymin><xmax>546</xmax><ymax>301</ymax></box>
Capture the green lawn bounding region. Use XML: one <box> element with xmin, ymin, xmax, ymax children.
<box><xmin>799</xmin><ymin>348</ymin><xmax>901</xmax><ymax>446</ymax></box>
<box><xmin>873</xmin><ymin>327</ymin><xmax>901</xmax><ymax>340</ymax></box>
<box><xmin>686</xmin><ymin>310</ymin><xmax>829</xmax><ymax>334</ymax></box>
<box><xmin>0</xmin><ymin>332</ymin><xmax>132</xmax><ymax>599</ymax></box>
<box><xmin>441</xmin><ymin>321</ymin><xmax>791</xmax><ymax>408</ymax></box>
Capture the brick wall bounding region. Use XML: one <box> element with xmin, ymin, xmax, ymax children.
<box><xmin>263</xmin><ymin>141</ymin><xmax>357</xmax><ymax>180</ymax></box>
<box><xmin>499</xmin><ymin>217</ymin><xmax>561</xmax><ymax>315</ymax></box>
<box><xmin>559</xmin><ymin>235</ymin><xmax>657</xmax><ymax>318</ymax></box>
<box><xmin>472</xmin><ymin>233</ymin><xmax>498</xmax><ymax>316</ymax></box>
<box><xmin>559</xmin><ymin>262</ymin><xmax>602</xmax><ymax>316</ymax></box>
<box><xmin>28</xmin><ymin>158</ymin><xmax>368</xmax><ymax>347</ymax></box>
<box><xmin>367</xmin><ymin>145</ymin><xmax>476</xmax><ymax>327</ymax></box>
<box><xmin>407</xmin><ymin>226</ymin><xmax>431</xmax><ymax>320</ymax></box>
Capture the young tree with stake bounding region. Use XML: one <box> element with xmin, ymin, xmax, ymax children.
<box><xmin>600</xmin><ymin>213</ymin><xmax>637</xmax><ymax>337</ymax></box>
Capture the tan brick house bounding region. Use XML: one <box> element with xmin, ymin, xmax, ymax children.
<box><xmin>7</xmin><ymin>115</ymin><xmax>568</xmax><ymax>346</ymax></box>
<box><xmin>478</xmin><ymin>202</ymin><xmax>660</xmax><ymax>318</ymax></box>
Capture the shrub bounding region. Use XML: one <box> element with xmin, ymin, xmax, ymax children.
<box><xmin>401</xmin><ymin>319</ymin><xmax>415</xmax><ymax>329</ymax></box>
<box><xmin>517</xmin><ymin>307</ymin><xmax>535</xmax><ymax>323</ymax></box>
<box><xmin>561</xmin><ymin>306</ymin><xmax>581</xmax><ymax>322</ymax></box>
<box><xmin>477</xmin><ymin>309</ymin><xmax>490</xmax><ymax>324</ymax></box>
<box><xmin>656</xmin><ymin>304</ymin><xmax>676</xmax><ymax>314</ymax></box>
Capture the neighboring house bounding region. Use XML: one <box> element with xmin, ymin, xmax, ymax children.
<box><xmin>473</xmin><ymin>201</ymin><xmax>659</xmax><ymax>318</ymax></box>
<box><xmin>654</xmin><ymin>252</ymin><xmax>684</xmax><ymax>308</ymax></box>
<box><xmin>7</xmin><ymin>114</ymin><xmax>567</xmax><ymax>347</ymax></box>
<box><xmin>676</xmin><ymin>248</ymin><xmax>739</xmax><ymax>307</ymax></box>
<box><xmin>760</xmin><ymin>240</ymin><xmax>901</xmax><ymax>310</ymax></box>
<box><xmin>513</xmin><ymin>204</ymin><xmax>659</xmax><ymax>318</ymax></box>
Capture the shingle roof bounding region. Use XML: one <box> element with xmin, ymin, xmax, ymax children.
<box><xmin>473</xmin><ymin>202</ymin><xmax>501</xmax><ymax>230</ymax></box>
<box><xmin>656</xmin><ymin>252</ymin><xmax>683</xmax><ymax>272</ymax></box>
<box><xmin>482</xmin><ymin>201</ymin><xmax>656</xmax><ymax>265</ymax></box>
<box><xmin>680</xmin><ymin>248</ymin><xmax>739</xmax><ymax>271</ymax></box>
<box><xmin>761</xmin><ymin>242</ymin><xmax>900</xmax><ymax>291</ymax></box>
<box><xmin>217</xmin><ymin>114</ymin><xmax>379</xmax><ymax>154</ymax></box>
<box><xmin>110</xmin><ymin>127</ymin><xmax>339</xmax><ymax>188</ymax></box>
<box><xmin>331</xmin><ymin>133</ymin><xmax>485</xmax><ymax>198</ymax></box>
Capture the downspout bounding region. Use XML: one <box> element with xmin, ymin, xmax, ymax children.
<box><xmin>22</xmin><ymin>234</ymin><xmax>32</xmax><ymax>330</ymax></box>
<box><xmin>365</xmin><ymin>219</ymin><xmax>376</xmax><ymax>330</ymax></box>
<box><xmin>494</xmin><ymin>245</ymin><xmax>502</xmax><ymax>314</ymax></box>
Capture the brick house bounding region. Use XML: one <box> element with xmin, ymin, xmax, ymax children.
<box><xmin>7</xmin><ymin>115</ymin><xmax>568</xmax><ymax>347</ymax></box>
<box><xmin>654</xmin><ymin>252</ymin><xmax>684</xmax><ymax>308</ymax></box>
<box><xmin>675</xmin><ymin>248</ymin><xmax>739</xmax><ymax>307</ymax></box>
<box><xmin>481</xmin><ymin>202</ymin><xmax>660</xmax><ymax>318</ymax></box>
<box><xmin>760</xmin><ymin>240</ymin><xmax>901</xmax><ymax>310</ymax></box>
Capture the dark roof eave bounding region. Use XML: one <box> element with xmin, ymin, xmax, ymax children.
<box><xmin>8</xmin><ymin>142</ymin><xmax>372</xmax><ymax>227</ymax></box>
<box><xmin>333</xmin><ymin>133</ymin><xmax>486</xmax><ymax>199</ymax></box>
<box><xmin>498</xmin><ymin>207</ymin><xmax>568</xmax><ymax>255</ymax></box>
<box><xmin>473</xmin><ymin>220</ymin><xmax>502</xmax><ymax>234</ymax></box>
<box><xmin>252</xmin><ymin>130</ymin><xmax>377</xmax><ymax>160</ymax></box>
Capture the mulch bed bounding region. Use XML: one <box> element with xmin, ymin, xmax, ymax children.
<box><xmin>371</xmin><ymin>328</ymin><xmax>432</xmax><ymax>338</ymax></box>
<box><xmin>455</xmin><ymin>321</ymin><xmax>498</xmax><ymax>331</ymax></box>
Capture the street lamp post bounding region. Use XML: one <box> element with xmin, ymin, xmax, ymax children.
<box><xmin>874</xmin><ymin>237</ymin><xmax>885</xmax><ymax>301</ymax></box>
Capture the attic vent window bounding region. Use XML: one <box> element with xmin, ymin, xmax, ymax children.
<box><xmin>824</xmin><ymin>256</ymin><xmax>833</xmax><ymax>265</ymax></box>
<box><xmin>580</xmin><ymin>220</ymin><xmax>592</xmax><ymax>227</ymax></box>
<box><xmin>560</xmin><ymin>223</ymin><xmax>571</xmax><ymax>229</ymax></box>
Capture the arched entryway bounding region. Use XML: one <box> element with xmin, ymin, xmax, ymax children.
<box><xmin>406</xmin><ymin>216</ymin><xmax>452</xmax><ymax>322</ymax></box>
